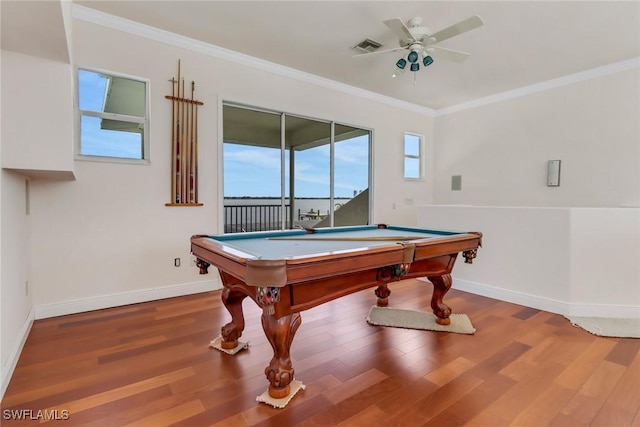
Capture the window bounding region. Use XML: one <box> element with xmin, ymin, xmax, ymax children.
<box><xmin>77</xmin><ymin>69</ymin><xmax>149</xmax><ymax>162</ymax></box>
<box><xmin>403</xmin><ymin>132</ymin><xmax>423</xmax><ymax>179</ymax></box>
<box><xmin>222</xmin><ymin>103</ymin><xmax>371</xmax><ymax>232</ymax></box>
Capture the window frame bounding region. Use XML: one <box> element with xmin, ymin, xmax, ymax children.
<box><xmin>403</xmin><ymin>132</ymin><xmax>424</xmax><ymax>180</ymax></box>
<box><xmin>221</xmin><ymin>101</ymin><xmax>373</xmax><ymax>232</ymax></box>
<box><xmin>75</xmin><ymin>67</ymin><xmax>151</xmax><ymax>164</ymax></box>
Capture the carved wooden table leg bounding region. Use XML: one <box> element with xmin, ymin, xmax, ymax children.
<box><xmin>375</xmin><ymin>284</ymin><xmax>391</xmax><ymax>306</ymax></box>
<box><xmin>261</xmin><ymin>313</ymin><xmax>302</xmax><ymax>399</ymax></box>
<box><xmin>427</xmin><ymin>273</ymin><xmax>452</xmax><ymax>325</ymax></box>
<box><xmin>220</xmin><ymin>287</ymin><xmax>248</xmax><ymax>349</ymax></box>
<box><xmin>195</xmin><ymin>258</ymin><xmax>210</xmax><ymax>274</ymax></box>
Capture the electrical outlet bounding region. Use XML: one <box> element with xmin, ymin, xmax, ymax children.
<box><xmin>174</xmin><ymin>258</ymin><xmax>181</xmax><ymax>267</ymax></box>
<box><xmin>191</xmin><ymin>256</ymin><xmax>196</xmax><ymax>266</ymax></box>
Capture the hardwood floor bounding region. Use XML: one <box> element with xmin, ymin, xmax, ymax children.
<box><xmin>2</xmin><ymin>279</ymin><xmax>639</xmax><ymax>426</ymax></box>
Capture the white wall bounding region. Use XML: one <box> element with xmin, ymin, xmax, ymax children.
<box><xmin>418</xmin><ymin>205</ymin><xmax>640</xmax><ymax>318</ymax></box>
<box><xmin>433</xmin><ymin>68</ymin><xmax>640</xmax><ymax>208</ymax></box>
<box><xmin>419</xmin><ymin>205</ymin><xmax>571</xmax><ymax>306</ymax></box>
<box><xmin>425</xmin><ymin>65</ymin><xmax>640</xmax><ymax>319</ymax></box>
<box><xmin>26</xmin><ymin>18</ymin><xmax>434</xmax><ymax>315</ymax></box>
<box><xmin>1</xmin><ymin>50</ymin><xmax>74</xmax><ymax>175</ymax></box>
<box><xmin>569</xmin><ymin>208</ymin><xmax>640</xmax><ymax>310</ymax></box>
<box><xmin>1</xmin><ymin>51</ymin><xmax>3</xmax><ymax>398</ymax></box>
<box><xmin>0</xmin><ymin>171</ymin><xmax>32</xmax><ymax>397</ymax></box>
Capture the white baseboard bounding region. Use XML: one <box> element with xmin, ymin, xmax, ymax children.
<box><xmin>439</xmin><ymin>278</ymin><xmax>640</xmax><ymax>319</ymax></box>
<box><xmin>1</xmin><ymin>307</ymin><xmax>34</xmax><ymax>400</ymax></box>
<box><xmin>34</xmin><ymin>279</ymin><xmax>221</xmax><ymax>320</ymax></box>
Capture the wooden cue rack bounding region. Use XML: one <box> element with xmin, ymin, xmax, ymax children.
<box><xmin>165</xmin><ymin>60</ymin><xmax>204</xmax><ymax>206</ymax></box>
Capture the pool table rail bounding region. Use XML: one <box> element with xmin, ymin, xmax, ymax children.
<box><xmin>191</xmin><ymin>230</ymin><xmax>482</xmax><ymax>290</ymax></box>
<box><xmin>190</xmin><ymin>225</ymin><xmax>482</xmax><ymax>402</ymax></box>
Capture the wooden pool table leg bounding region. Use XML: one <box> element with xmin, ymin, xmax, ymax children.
<box><xmin>427</xmin><ymin>273</ymin><xmax>452</xmax><ymax>325</ymax></box>
<box><xmin>220</xmin><ymin>287</ymin><xmax>248</xmax><ymax>349</ymax></box>
<box><xmin>375</xmin><ymin>283</ymin><xmax>391</xmax><ymax>306</ymax></box>
<box><xmin>261</xmin><ymin>312</ymin><xmax>302</xmax><ymax>399</ymax></box>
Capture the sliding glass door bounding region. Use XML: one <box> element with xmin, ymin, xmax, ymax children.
<box><xmin>222</xmin><ymin>105</ymin><xmax>284</xmax><ymax>232</ymax></box>
<box><xmin>285</xmin><ymin>114</ymin><xmax>331</xmax><ymax>228</ymax></box>
<box><xmin>333</xmin><ymin>124</ymin><xmax>370</xmax><ymax>226</ymax></box>
<box><xmin>222</xmin><ymin>103</ymin><xmax>371</xmax><ymax>232</ymax></box>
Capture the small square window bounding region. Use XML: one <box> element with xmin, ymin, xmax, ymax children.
<box><xmin>77</xmin><ymin>69</ymin><xmax>149</xmax><ymax>162</ymax></box>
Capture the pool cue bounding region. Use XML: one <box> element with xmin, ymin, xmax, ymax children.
<box><xmin>189</xmin><ymin>81</ymin><xmax>195</xmax><ymax>203</ymax></box>
<box><xmin>182</xmin><ymin>78</ymin><xmax>187</xmax><ymax>202</ymax></box>
<box><xmin>189</xmin><ymin>82</ymin><xmax>194</xmax><ymax>202</ymax></box>
<box><xmin>183</xmin><ymin>78</ymin><xmax>190</xmax><ymax>204</ymax></box>
<box><xmin>267</xmin><ymin>236</ymin><xmax>425</xmax><ymax>242</ymax></box>
<box><xmin>169</xmin><ymin>76</ymin><xmax>176</xmax><ymax>203</ymax></box>
<box><xmin>194</xmin><ymin>89</ymin><xmax>199</xmax><ymax>203</ymax></box>
<box><xmin>175</xmin><ymin>61</ymin><xmax>182</xmax><ymax>203</ymax></box>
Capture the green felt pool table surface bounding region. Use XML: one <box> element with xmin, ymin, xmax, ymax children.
<box><xmin>198</xmin><ymin>224</ymin><xmax>465</xmax><ymax>260</ymax></box>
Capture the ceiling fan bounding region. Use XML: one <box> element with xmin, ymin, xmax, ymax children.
<box><xmin>356</xmin><ymin>15</ymin><xmax>484</xmax><ymax>74</ymax></box>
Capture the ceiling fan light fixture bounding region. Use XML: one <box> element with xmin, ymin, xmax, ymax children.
<box><xmin>379</xmin><ymin>15</ymin><xmax>482</xmax><ymax>78</ymax></box>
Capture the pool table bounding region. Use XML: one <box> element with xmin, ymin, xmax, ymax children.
<box><xmin>191</xmin><ymin>224</ymin><xmax>481</xmax><ymax>400</ymax></box>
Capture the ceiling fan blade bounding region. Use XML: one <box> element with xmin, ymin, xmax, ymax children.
<box><xmin>383</xmin><ymin>17</ymin><xmax>416</xmax><ymax>44</ymax></box>
<box><xmin>425</xmin><ymin>46</ymin><xmax>471</xmax><ymax>63</ymax></box>
<box><xmin>426</xmin><ymin>15</ymin><xmax>484</xmax><ymax>45</ymax></box>
<box><xmin>352</xmin><ymin>46</ymin><xmax>407</xmax><ymax>57</ymax></box>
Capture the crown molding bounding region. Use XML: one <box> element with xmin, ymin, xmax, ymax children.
<box><xmin>435</xmin><ymin>57</ymin><xmax>640</xmax><ymax>116</ymax></box>
<box><xmin>72</xmin><ymin>5</ymin><xmax>437</xmax><ymax>117</ymax></box>
<box><xmin>72</xmin><ymin>5</ymin><xmax>638</xmax><ymax>118</ymax></box>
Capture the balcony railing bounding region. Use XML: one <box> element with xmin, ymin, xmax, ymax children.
<box><xmin>223</xmin><ymin>193</ymin><xmax>367</xmax><ymax>233</ymax></box>
<box><xmin>224</xmin><ymin>204</ymin><xmax>291</xmax><ymax>233</ymax></box>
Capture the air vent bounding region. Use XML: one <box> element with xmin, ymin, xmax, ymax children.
<box><xmin>352</xmin><ymin>38</ymin><xmax>383</xmax><ymax>54</ymax></box>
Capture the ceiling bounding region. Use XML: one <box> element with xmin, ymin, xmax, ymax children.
<box><xmin>3</xmin><ymin>1</ymin><xmax>640</xmax><ymax>110</ymax></box>
<box><xmin>0</xmin><ymin>0</ymin><xmax>70</xmax><ymax>62</ymax></box>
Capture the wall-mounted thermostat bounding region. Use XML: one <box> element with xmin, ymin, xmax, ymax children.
<box><xmin>547</xmin><ymin>160</ymin><xmax>561</xmax><ymax>187</ymax></box>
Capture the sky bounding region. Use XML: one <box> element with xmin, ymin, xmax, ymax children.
<box><xmin>78</xmin><ymin>69</ymin><xmax>143</xmax><ymax>159</ymax></box>
<box><xmin>223</xmin><ymin>135</ymin><xmax>370</xmax><ymax>198</ymax></box>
